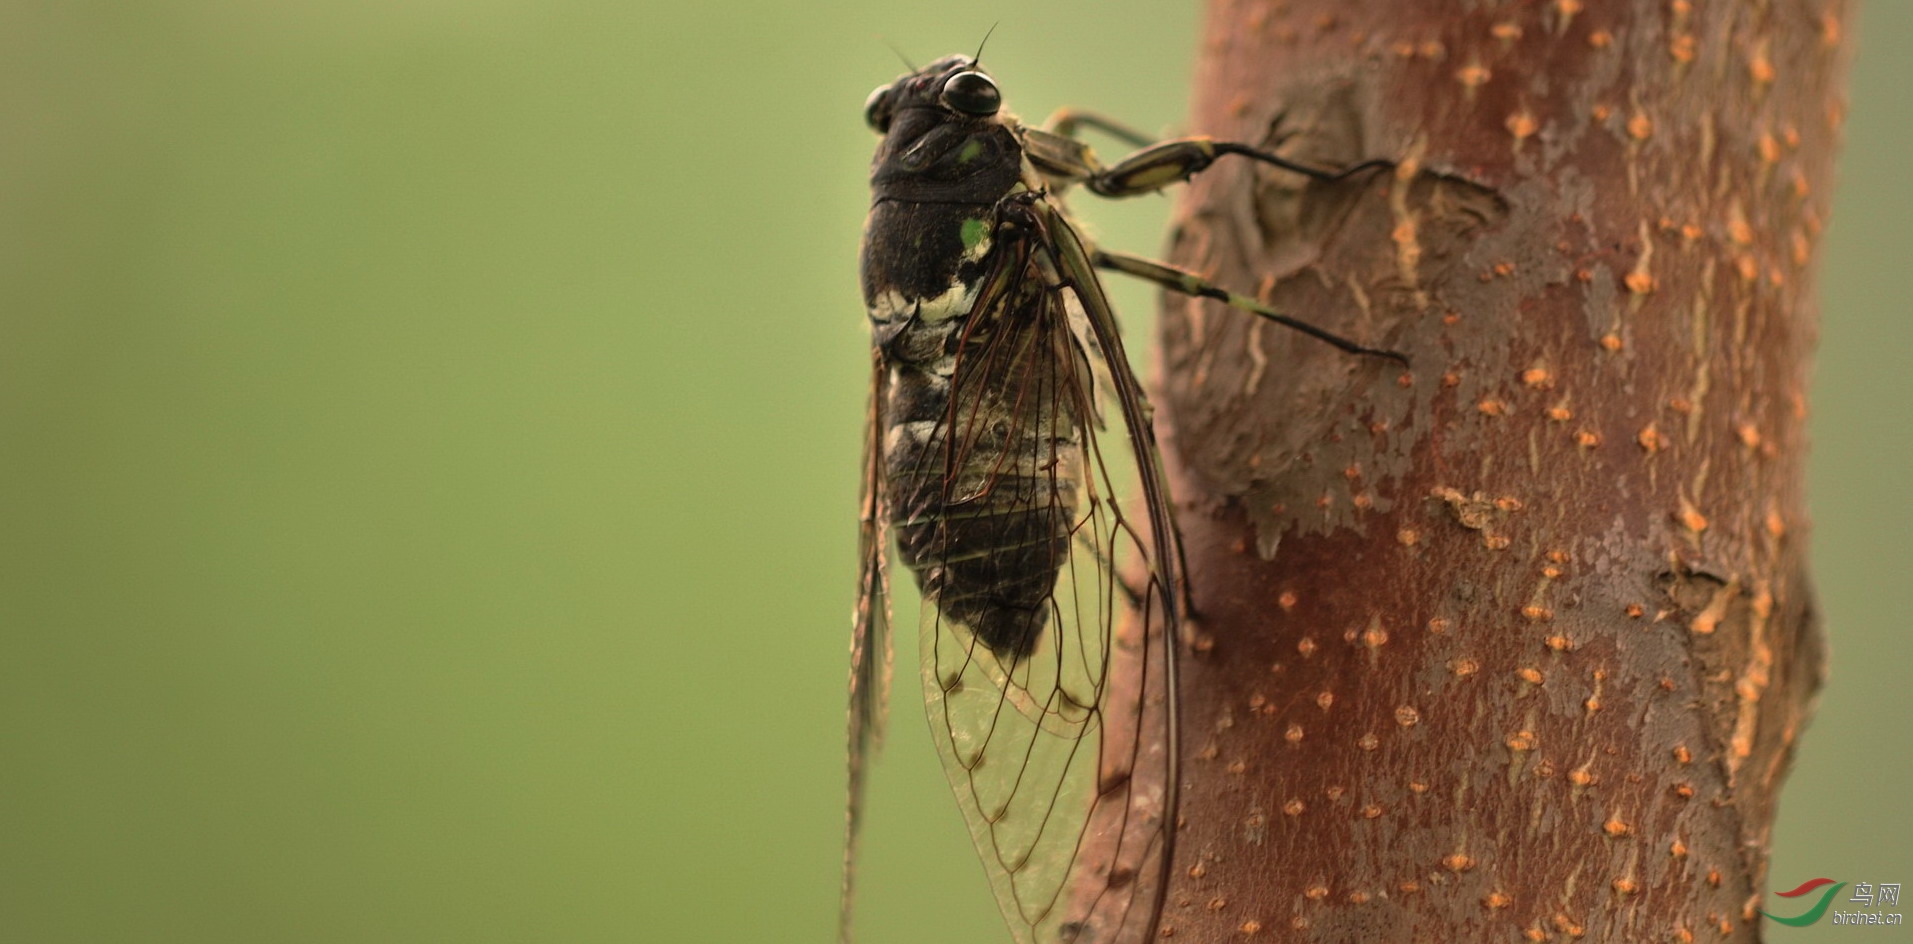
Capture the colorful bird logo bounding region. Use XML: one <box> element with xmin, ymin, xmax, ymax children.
<box><xmin>1761</xmin><ymin>878</ymin><xmax>1847</xmax><ymax>927</ymax></box>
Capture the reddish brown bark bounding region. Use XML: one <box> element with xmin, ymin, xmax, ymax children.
<box><xmin>1150</xmin><ymin>1</ymin><xmax>1847</xmax><ymax>940</ymax></box>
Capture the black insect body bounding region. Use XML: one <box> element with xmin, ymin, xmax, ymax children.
<box><xmin>843</xmin><ymin>54</ymin><xmax>1400</xmax><ymax>944</ymax></box>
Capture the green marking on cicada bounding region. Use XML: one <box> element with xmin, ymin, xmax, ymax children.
<box><xmin>961</xmin><ymin>217</ymin><xmax>990</xmax><ymax>252</ymax></box>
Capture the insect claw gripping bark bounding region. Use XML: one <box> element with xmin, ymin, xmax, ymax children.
<box><xmin>845</xmin><ymin>53</ymin><xmax>1396</xmax><ymax>944</ymax></box>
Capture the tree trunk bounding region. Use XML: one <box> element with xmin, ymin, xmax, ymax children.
<box><xmin>1151</xmin><ymin>1</ymin><xmax>1847</xmax><ymax>941</ymax></box>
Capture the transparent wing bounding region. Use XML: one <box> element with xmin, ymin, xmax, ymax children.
<box><xmin>841</xmin><ymin>348</ymin><xmax>893</xmax><ymax>943</ymax></box>
<box><xmin>907</xmin><ymin>209</ymin><xmax>1181</xmax><ymax>944</ymax></box>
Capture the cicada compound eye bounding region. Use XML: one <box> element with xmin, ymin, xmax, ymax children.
<box><xmin>939</xmin><ymin>71</ymin><xmax>1000</xmax><ymax>117</ymax></box>
<box><xmin>864</xmin><ymin>84</ymin><xmax>893</xmax><ymax>133</ymax></box>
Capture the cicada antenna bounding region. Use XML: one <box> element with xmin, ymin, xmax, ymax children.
<box><xmin>879</xmin><ymin>38</ymin><xmax>916</xmax><ymax>72</ymax></box>
<box><xmin>972</xmin><ymin>22</ymin><xmax>998</xmax><ymax>67</ymax></box>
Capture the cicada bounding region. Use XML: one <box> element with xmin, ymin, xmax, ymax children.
<box><xmin>842</xmin><ymin>52</ymin><xmax>1400</xmax><ymax>944</ymax></box>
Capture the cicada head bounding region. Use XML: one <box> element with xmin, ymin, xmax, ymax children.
<box><xmin>863</xmin><ymin>56</ymin><xmax>1020</xmax><ymax>196</ymax></box>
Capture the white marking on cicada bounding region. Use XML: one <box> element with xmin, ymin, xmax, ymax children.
<box><xmin>884</xmin><ymin>419</ymin><xmax>942</xmax><ymax>455</ymax></box>
<box><xmin>868</xmin><ymin>280</ymin><xmax>983</xmax><ymax>325</ymax></box>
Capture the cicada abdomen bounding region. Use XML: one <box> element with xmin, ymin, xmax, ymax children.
<box><xmin>882</xmin><ymin>283</ymin><xmax>1084</xmax><ymax>660</ymax></box>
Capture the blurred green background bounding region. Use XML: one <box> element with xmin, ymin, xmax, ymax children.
<box><xmin>0</xmin><ymin>2</ymin><xmax>1904</xmax><ymax>942</ymax></box>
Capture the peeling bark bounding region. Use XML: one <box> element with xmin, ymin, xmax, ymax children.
<box><xmin>1148</xmin><ymin>1</ymin><xmax>1847</xmax><ymax>940</ymax></box>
